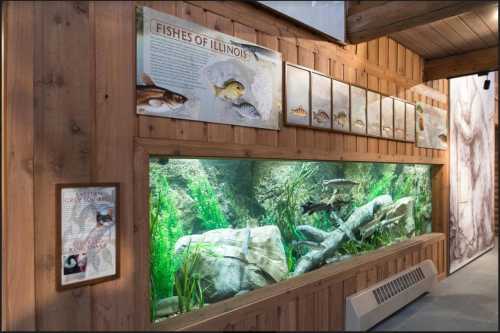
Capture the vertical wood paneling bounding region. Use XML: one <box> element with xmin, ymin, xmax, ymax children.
<box><xmin>33</xmin><ymin>1</ymin><xmax>93</xmax><ymax>330</ymax></box>
<box><xmin>3</xmin><ymin>1</ymin><xmax>36</xmax><ymax>330</ymax></box>
<box><xmin>329</xmin><ymin>280</ymin><xmax>344</xmax><ymax>330</ymax></box>
<box><xmin>93</xmin><ymin>1</ymin><xmax>135</xmax><ymax>329</ymax></box>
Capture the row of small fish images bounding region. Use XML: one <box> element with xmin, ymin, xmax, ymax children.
<box><xmin>149</xmin><ymin>158</ymin><xmax>433</xmax><ymax>321</ymax></box>
<box><xmin>285</xmin><ymin>63</ymin><xmax>425</xmax><ymax>142</ymax></box>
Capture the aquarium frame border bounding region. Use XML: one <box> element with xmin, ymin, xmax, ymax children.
<box><xmin>133</xmin><ymin>138</ymin><xmax>448</xmax><ymax>330</ymax></box>
<box><xmin>55</xmin><ymin>182</ymin><xmax>121</xmax><ymax>292</ymax></box>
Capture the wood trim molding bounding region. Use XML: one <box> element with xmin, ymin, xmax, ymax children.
<box><xmin>135</xmin><ymin>137</ymin><xmax>448</xmax><ymax>165</ymax></box>
<box><xmin>347</xmin><ymin>1</ymin><xmax>497</xmax><ymax>44</ymax></box>
<box><xmin>424</xmin><ymin>46</ymin><xmax>498</xmax><ymax>81</ymax></box>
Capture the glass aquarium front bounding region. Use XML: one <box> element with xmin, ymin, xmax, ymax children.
<box><xmin>149</xmin><ymin>157</ymin><xmax>432</xmax><ymax>321</ymax></box>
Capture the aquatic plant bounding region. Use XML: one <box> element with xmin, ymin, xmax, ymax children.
<box><xmin>174</xmin><ymin>242</ymin><xmax>206</xmax><ymax>313</ymax></box>
<box><xmin>149</xmin><ymin>173</ymin><xmax>183</xmax><ymax>320</ymax></box>
<box><xmin>188</xmin><ymin>178</ymin><xmax>228</xmax><ymax>232</ymax></box>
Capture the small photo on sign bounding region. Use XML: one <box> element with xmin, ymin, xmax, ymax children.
<box><xmin>381</xmin><ymin>96</ymin><xmax>394</xmax><ymax>139</ymax></box>
<box><xmin>405</xmin><ymin>103</ymin><xmax>416</xmax><ymax>142</ymax></box>
<box><xmin>285</xmin><ymin>64</ymin><xmax>310</xmax><ymax>126</ymax></box>
<box><xmin>350</xmin><ymin>85</ymin><xmax>367</xmax><ymax>135</ymax></box>
<box><xmin>311</xmin><ymin>72</ymin><xmax>332</xmax><ymax>129</ymax></box>
<box><xmin>394</xmin><ymin>99</ymin><xmax>406</xmax><ymax>141</ymax></box>
<box><xmin>367</xmin><ymin>91</ymin><xmax>381</xmax><ymax>137</ymax></box>
<box><xmin>332</xmin><ymin>80</ymin><xmax>350</xmax><ymax>132</ymax></box>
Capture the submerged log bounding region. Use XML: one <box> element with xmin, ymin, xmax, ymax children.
<box><xmin>292</xmin><ymin>195</ymin><xmax>392</xmax><ymax>276</ymax></box>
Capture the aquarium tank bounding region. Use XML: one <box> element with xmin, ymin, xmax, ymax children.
<box><xmin>149</xmin><ymin>157</ymin><xmax>432</xmax><ymax>321</ymax></box>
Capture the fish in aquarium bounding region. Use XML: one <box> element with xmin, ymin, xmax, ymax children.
<box><xmin>149</xmin><ymin>158</ymin><xmax>432</xmax><ymax>321</ymax></box>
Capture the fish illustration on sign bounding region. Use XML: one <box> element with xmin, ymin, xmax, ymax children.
<box><xmin>313</xmin><ymin>110</ymin><xmax>330</xmax><ymax>124</ymax></box>
<box><xmin>136</xmin><ymin>73</ymin><xmax>188</xmax><ymax>112</ymax></box>
<box><xmin>332</xmin><ymin>112</ymin><xmax>348</xmax><ymax>126</ymax></box>
<box><xmin>353</xmin><ymin>119</ymin><xmax>365</xmax><ymax>128</ymax></box>
<box><xmin>382</xmin><ymin>126</ymin><xmax>393</xmax><ymax>133</ymax></box>
<box><xmin>438</xmin><ymin>133</ymin><xmax>448</xmax><ymax>143</ymax></box>
<box><xmin>292</xmin><ymin>106</ymin><xmax>307</xmax><ymax>117</ymax></box>
<box><xmin>213</xmin><ymin>79</ymin><xmax>246</xmax><ymax>102</ymax></box>
<box><xmin>233</xmin><ymin>102</ymin><xmax>261</xmax><ymax>119</ymax></box>
<box><xmin>418</xmin><ymin>116</ymin><xmax>425</xmax><ymax>131</ymax></box>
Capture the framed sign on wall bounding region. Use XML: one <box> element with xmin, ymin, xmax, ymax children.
<box><xmin>56</xmin><ymin>183</ymin><xmax>120</xmax><ymax>290</ymax></box>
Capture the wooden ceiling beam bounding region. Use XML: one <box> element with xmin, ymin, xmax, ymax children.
<box><xmin>424</xmin><ymin>46</ymin><xmax>498</xmax><ymax>81</ymax></box>
<box><xmin>347</xmin><ymin>1</ymin><xmax>497</xmax><ymax>44</ymax></box>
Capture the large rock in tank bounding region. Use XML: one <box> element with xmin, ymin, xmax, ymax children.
<box><xmin>174</xmin><ymin>225</ymin><xmax>287</xmax><ymax>303</ymax></box>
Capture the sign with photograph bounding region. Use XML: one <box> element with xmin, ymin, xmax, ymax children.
<box><xmin>136</xmin><ymin>6</ymin><xmax>282</xmax><ymax>130</ymax></box>
<box><xmin>285</xmin><ymin>64</ymin><xmax>310</xmax><ymax>126</ymax></box>
<box><xmin>394</xmin><ymin>99</ymin><xmax>406</xmax><ymax>141</ymax></box>
<box><xmin>381</xmin><ymin>96</ymin><xmax>394</xmax><ymax>139</ymax></box>
<box><xmin>350</xmin><ymin>85</ymin><xmax>367</xmax><ymax>135</ymax></box>
<box><xmin>332</xmin><ymin>80</ymin><xmax>350</xmax><ymax>132</ymax></box>
<box><xmin>405</xmin><ymin>103</ymin><xmax>416</xmax><ymax>142</ymax></box>
<box><xmin>416</xmin><ymin>102</ymin><xmax>448</xmax><ymax>150</ymax></box>
<box><xmin>57</xmin><ymin>183</ymin><xmax>119</xmax><ymax>290</ymax></box>
<box><xmin>366</xmin><ymin>90</ymin><xmax>381</xmax><ymax>137</ymax></box>
<box><xmin>311</xmin><ymin>72</ymin><xmax>332</xmax><ymax>129</ymax></box>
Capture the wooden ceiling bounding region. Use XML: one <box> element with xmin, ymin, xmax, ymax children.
<box><xmin>390</xmin><ymin>3</ymin><xmax>498</xmax><ymax>60</ymax></box>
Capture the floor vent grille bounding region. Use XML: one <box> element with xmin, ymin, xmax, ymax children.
<box><xmin>346</xmin><ymin>259</ymin><xmax>437</xmax><ymax>331</ymax></box>
<box><xmin>373</xmin><ymin>267</ymin><xmax>425</xmax><ymax>305</ymax></box>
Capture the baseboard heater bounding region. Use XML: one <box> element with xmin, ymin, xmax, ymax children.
<box><xmin>345</xmin><ymin>259</ymin><xmax>438</xmax><ymax>331</ymax></box>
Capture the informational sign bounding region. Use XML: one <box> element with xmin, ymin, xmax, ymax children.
<box><xmin>416</xmin><ymin>102</ymin><xmax>448</xmax><ymax>150</ymax></box>
<box><xmin>57</xmin><ymin>183</ymin><xmax>119</xmax><ymax>290</ymax></box>
<box><xmin>136</xmin><ymin>6</ymin><xmax>282</xmax><ymax>130</ymax></box>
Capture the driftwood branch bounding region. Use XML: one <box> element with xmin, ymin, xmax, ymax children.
<box><xmin>292</xmin><ymin>195</ymin><xmax>392</xmax><ymax>276</ymax></box>
<box><xmin>296</xmin><ymin>225</ymin><xmax>330</xmax><ymax>243</ymax></box>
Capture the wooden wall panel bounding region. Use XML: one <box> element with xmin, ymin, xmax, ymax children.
<box><xmin>32</xmin><ymin>2</ymin><xmax>93</xmax><ymax>330</ymax></box>
<box><xmin>2</xmin><ymin>1</ymin><xmax>36</xmax><ymax>330</ymax></box>
<box><xmin>2</xmin><ymin>0</ymin><xmax>451</xmax><ymax>330</ymax></box>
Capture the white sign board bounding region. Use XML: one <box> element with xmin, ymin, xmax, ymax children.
<box><xmin>136</xmin><ymin>6</ymin><xmax>283</xmax><ymax>130</ymax></box>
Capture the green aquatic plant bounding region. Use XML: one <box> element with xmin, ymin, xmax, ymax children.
<box><xmin>188</xmin><ymin>178</ymin><xmax>228</xmax><ymax>231</ymax></box>
<box><xmin>149</xmin><ymin>173</ymin><xmax>184</xmax><ymax>320</ymax></box>
<box><xmin>174</xmin><ymin>242</ymin><xmax>206</xmax><ymax>313</ymax></box>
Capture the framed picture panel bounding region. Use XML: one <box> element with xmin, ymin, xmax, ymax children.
<box><xmin>332</xmin><ymin>79</ymin><xmax>350</xmax><ymax>132</ymax></box>
<box><xmin>366</xmin><ymin>90</ymin><xmax>381</xmax><ymax>137</ymax></box>
<box><xmin>405</xmin><ymin>103</ymin><xmax>416</xmax><ymax>142</ymax></box>
<box><xmin>381</xmin><ymin>95</ymin><xmax>394</xmax><ymax>139</ymax></box>
<box><xmin>394</xmin><ymin>98</ymin><xmax>406</xmax><ymax>141</ymax></box>
<box><xmin>285</xmin><ymin>63</ymin><xmax>310</xmax><ymax>127</ymax></box>
<box><xmin>57</xmin><ymin>183</ymin><xmax>120</xmax><ymax>290</ymax></box>
<box><xmin>350</xmin><ymin>85</ymin><xmax>367</xmax><ymax>135</ymax></box>
<box><xmin>311</xmin><ymin>72</ymin><xmax>332</xmax><ymax>129</ymax></box>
